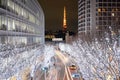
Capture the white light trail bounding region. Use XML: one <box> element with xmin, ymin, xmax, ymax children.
<box><xmin>55</xmin><ymin>50</ymin><xmax>73</xmax><ymax>80</ymax></box>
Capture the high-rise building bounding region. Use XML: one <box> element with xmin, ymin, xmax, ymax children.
<box><xmin>78</xmin><ymin>0</ymin><xmax>120</xmax><ymax>39</ymax></box>
<box><xmin>0</xmin><ymin>0</ymin><xmax>44</xmax><ymax>45</ymax></box>
<box><xmin>63</xmin><ymin>6</ymin><xmax>67</xmax><ymax>31</ymax></box>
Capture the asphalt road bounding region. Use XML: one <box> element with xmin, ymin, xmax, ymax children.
<box><xmin>33</xmin><ymin>49</ymin><xmax>81</xmax><ymax>80</ymax></box>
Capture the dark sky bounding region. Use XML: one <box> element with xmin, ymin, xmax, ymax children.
<box><xmin>38</xmin><ymin>0</ymin><xmax>78</xmax><ymax>33</ymax></box>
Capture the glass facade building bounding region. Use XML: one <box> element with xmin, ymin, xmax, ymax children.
<box><xmin>0</xmin><ymin>0</ymin><xmax>44</xmax><ymax>45</ymax></box>
<box><xmin>78</xmin><ymin>0</ymin><xmax>120</xmax><ymax>39</ymax></box>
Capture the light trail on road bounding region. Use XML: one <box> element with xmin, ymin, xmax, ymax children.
<box><xmin>55</xmin><ymin>50</ymin><xmax>73</xmax><ymax>80</ymax></box>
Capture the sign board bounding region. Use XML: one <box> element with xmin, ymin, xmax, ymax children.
<box><xmin>52</xmin><ymin>38</ymin><xmax>63</xmax><ymax>41</ymax></box>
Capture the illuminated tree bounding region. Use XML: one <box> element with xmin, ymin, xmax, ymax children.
<box><xmin>42</xmin><ymin>45</ymin><xmax>55</xmax><ymax>68</ymax></box>
<box><xmin>59</xmin><ymin>38</ymin><xmax>120</xmax><ymax>80</ymax></box>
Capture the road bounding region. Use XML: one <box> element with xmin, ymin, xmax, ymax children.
<box><xmin>33</xmin><ymin>49</ymin><xmax>81</xmax><ymax>80</ymax></box>
<box><xmin>55</xmin><ymin>50</ymin><xmax>81</xmax><ymax>80</ymax></box>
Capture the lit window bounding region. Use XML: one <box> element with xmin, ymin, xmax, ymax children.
<box><xmin>8</xmin><ymin>0</ymin><xmax>14</xmax><ymax>11</ymax></box>
<box><xmin>98</xmin><ymin>8</ymin><xmax>101</xmax><ymax>12</ymax></box>
<box><xmin>96</xmin><ymin>26</ymin><xmax>99</xmax><ymax>29</ymax></box>
<box><xmin>111</xmin><ymin>13</ymin><xmax>115</xmax><ymax>16</ymax></box>
<box><xmin>1</xmin><ymin>16</ymin><xmax>7</xmax><ymax>30</ymax></box>
<box><xmin>14</xmin><ymin>3</ymin><xmax>19</xmax><ymax>15</ymax></box>
<box><xmin>8</xmin><ymin>18</ymin><xmax>12</xmax><ymax>30</ymax></box>
<box><xmin>13</xmin><ymin>20</ymin><xmax>15</xmax><ymax>30</ymax></box>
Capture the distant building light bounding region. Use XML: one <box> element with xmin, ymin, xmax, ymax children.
<box><xmin>116</xmin><ymin>8</ymin><xmax>118</xmax><ymax>11</ymax></box>
<box><xmin>52</xmin><ymin>38</ymin><xmax>63</xmax><ymax>41</ymax></box>
<box><xmin>98</xmin><ymin>8</ymin><xmax>101</xmax><ymax>12</ymax></box>
<box><xmin>96</xmin><ymin>26</ymin><xmax>99</xmax><ymax>29</ymax></box>
<box><xmin>45</xmin><ymin>35</ymin><xmax>55</xmax><ymax>39</ymax></box>
<box><xmin>112</xmin><ymin>13</ymin><xmax>115</xmax><ymax>16</ymax></box>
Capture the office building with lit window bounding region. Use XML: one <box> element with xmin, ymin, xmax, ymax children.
<box><xmin>78</xmin><ymin>0</ymin><xmax>120</xmax><ymax>39</ymax></box>
<box><xmin>0</xmin><ymin>0</ymin><xmax>44</xmax><ymax>46</ymax></box>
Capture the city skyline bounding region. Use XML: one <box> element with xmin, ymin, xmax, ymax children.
<box><xmin>0</xmin><ymin>0</ymin><xmax>120</xmax><ymax>80</ymax></box>
<box><xmin>38</xmin><ymin>0</ymin><xmax>78</xmax><ymax>33</ymax></box>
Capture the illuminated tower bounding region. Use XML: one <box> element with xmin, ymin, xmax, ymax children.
<box><xmin>63</xmin><ymin>6</ymin><xmax>67</xmax><ymax>31</ymax></box>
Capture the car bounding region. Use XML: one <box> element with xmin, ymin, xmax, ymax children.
<box><xmin>69</xmin><ymin>65</ymin><xmax>77</xmax><ymax>70</ymax></box>
<box><xmin>72</xmin><ymin>73</ymin><xmax>80</xmax><ymax>78</ymax></box>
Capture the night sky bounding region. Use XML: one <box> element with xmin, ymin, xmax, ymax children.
<box><xmin>38</xmin><ymin>0</ymin><xmax>78</xmax><ymax>33</ymax></box>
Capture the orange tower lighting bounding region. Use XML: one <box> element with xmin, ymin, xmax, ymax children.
<box><xmin>63</xmin><ymin>6</ymin><xmax>67</xmax><ymax>31</ymax></box>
